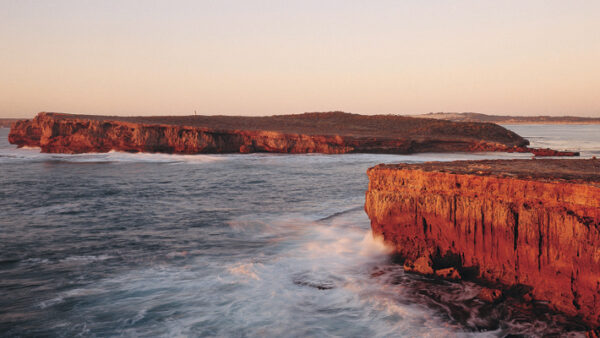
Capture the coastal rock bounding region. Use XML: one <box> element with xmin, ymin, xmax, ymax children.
<box><xmin>478</xmin><ymin>288</ymin><xmax>503</xmax><ymax>303</ymax></box>
<box><xmin>365</xmin><ymin>159</ymin><xmax>600</xmax><ymax>326</ymax></box>
<box><xmin>8</xmin><ymin>111</ymin><xmax>572</xmax><ymax>155</ymax></box>
<box><xmin>403</xmin><ymin>256</ymin><xmax>434</xmax><ymax>275</ymax></box>
<box><xmin>435</xmin><ymin>267</ymin><xmax>461</xmax><ymax>280</ymax></box>
<box><xmin>529</xmin><ymin>148</ymin><xmax>580</xmax><ymax>157</ymax></box>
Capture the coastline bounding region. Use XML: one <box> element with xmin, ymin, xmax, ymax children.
<box><xmin>365</xmin><ymin>159</ymin><xmax>600</xmax><ymax>327</ymax></box>
<box><xmin>7</xmin><ymin>112</ymin><xmax>579</xmax><ymax>156</ymax></box>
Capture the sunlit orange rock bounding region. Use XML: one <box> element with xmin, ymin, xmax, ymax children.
<box><xmin>478</xmin><ymin>288</ymin><xmax>503</xmax><ymax>303</ymax></box>
<box><xmin>403</xmin><ymin>256</ymin><xmax>434</xmax><ymax>275</ymax></box>
<box><xmin>365</xmin><ymin>159</ymin><xmax>600</xmax><ymax>326</ymax></box>
<box><xmin>435</xmin><ymin>267</ymin><xmax>461</xmax><ymax>280</ymax></box>
<box><xmin>9</xmin><ymin>111</ymin><xmax>573</xmax><ymax>155</ymax></box>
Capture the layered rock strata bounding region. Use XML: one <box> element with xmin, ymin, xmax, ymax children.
<box><xmin>8</xmin><ymin>112</ymin><xmax>576</xmax><ymax>155</ymax></box>
<box><xmin>365</xmin><ymin>159</ymin><xmax>600</xmax><ymax>326</ymax></box>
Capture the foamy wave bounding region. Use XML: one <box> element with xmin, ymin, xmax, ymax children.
<box><xmin>227</xmin><ymin>262</ymin><xmax>262</xmax><ymax>281</ymax></box>
<box><xmin>29</xmin><ymin>202</ymin><xmax>83</xmax><ymax>215</ymax></box>
<box><xmin>38</xmin><ymin>296</ymin><xmax>65</xmax><ymax>309</ymax></box>
<box><xmin>358</xmin><ymin>231</ymin><xmax>394</xmax><ymax>257</ymax></box>
<box><xmin>0</xmin><ymin>143</ymin><xmax>540</xmax><ymax>166</ymax></box>
<box><xmin>39</xmin><ymin>287</ymin><xmax>107</xmax><ymax>309</ymax></box>
<box><xmin>104</xmin><ymin>150</ymin><xmax>226</xmax><ymax>164</ymax></box>
<box><xmin>29</xmin><ymin>209</ymin><xmax>577</xmax><ymax>336</ymax></box>
<box><xmin>60</xmin><ymin>255</ymin><xmax>113</xmax><ymax>263</ymax></box>
<box><xmin>21</xmin><ymin>257</ymin><xmax>50</xmax><ymax>265</ymax></box>
<box><xmin>0</xmin><ymin>147</ymin><xmax>228</xmax><ymax>164</ymax></box>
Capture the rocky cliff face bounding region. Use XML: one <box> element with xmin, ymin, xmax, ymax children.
<box><xmin>365</xmin><ymin>159</ymin><xmax>600</xmax><ymax>326</ymax></box>
<box><xmin>9</xmin><ymin>113</ymin><xmax>354</xmax><ymax>154</ymax></box>
<box><xmin>9</xmin><ymin>112</ymin><xmax>575</xmax><ymax>155</ymax></box>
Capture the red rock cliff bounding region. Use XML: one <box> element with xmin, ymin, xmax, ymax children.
<box><xmin>8</xmin><ymin>111</ymin><xmax>571</xmax><ymax>155</ymax></box>
<box><xmin>365</xmin><ymin>159</ymin><xmax>600</xmax><ymax>326</ymax></box>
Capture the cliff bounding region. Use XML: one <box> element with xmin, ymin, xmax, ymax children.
<box><xmin>365</xmin><ymin>159</ymin><xmax>600</xmax><ymax>327</ymax></box>
<box><xmin>8</xmin><ymin>111</ymin><xmax>575</xmax><ymax>155</ymax></box>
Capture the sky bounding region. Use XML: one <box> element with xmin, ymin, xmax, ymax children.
<box><xmin>1</xmin><ymin>0</ymin><xmax>599</xmax><ymax>118</ymax></box>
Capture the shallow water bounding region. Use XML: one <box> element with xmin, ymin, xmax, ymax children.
<box><xmin>1</xmin><ymin>125</ymin><xmax>598</xmax><ymax>337</ymax></box>
<box><xmin>502</xmin><ymin>124</ymin><xmax>600</xmax><ymax>158</ymax></box>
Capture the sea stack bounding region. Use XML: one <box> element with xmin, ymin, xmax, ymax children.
<box><xmin>365</xmin><ymin>159</ymin><xmax>600</xmax><ymax>326</ymax></box>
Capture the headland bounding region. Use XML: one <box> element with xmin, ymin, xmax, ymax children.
<box><xmin>365</xmin><ymin>158</ymin><xmax>600</xmax><ymax>327</ymax></box>
<box><xmin>8</xmin><ymin>112</ymin><xmax>577</xmax><ymax>155</ymax></box>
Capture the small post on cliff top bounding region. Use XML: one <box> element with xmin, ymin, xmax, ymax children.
<box><xmin>194</xmin><ymin>110</ymin><xmax>197</xmax><ymax>116</ymax></box>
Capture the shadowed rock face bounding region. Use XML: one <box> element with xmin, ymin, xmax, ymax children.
<box><xmin>8</xmin><ymin>111</ymin><xmax>542</xmax><ymax>154</ymax></box>
<box><xmin>365</xmin><ymin>159</ymin><xmax>600</xmax><ymax>326</ymax></box>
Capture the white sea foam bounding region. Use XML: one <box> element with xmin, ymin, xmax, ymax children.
<box><xmin>103</xmin><ymin>150</ymin><xmax>226</xmax><ymax>164</ymax></box>
<box><xmin>21</xmin><ymin>257</ymin><xmax>50</xmax><ymax>265</ymax></box>
<box><xmin>60</xmin><ymin>255</ymin><xmax>113</xmax><ymax>263</ymax></box>
<box><xmin>31</xmin><ymin>207</ymin><xmax>585</xmax><ymax>336</ymax></box>
<box><xmin>0</xmin><ymin>148</ymin><xmax>228</xmax><ymax>164</ymax></box>
<box><xmin>227</xmin><ymin>262</ymin><xmax>262</xmax><ymax>281</ymax></box>
<box><xmin>29</xmin><ymin>202</ymin><xmax>83</xmax><ymax>215</ymax></box>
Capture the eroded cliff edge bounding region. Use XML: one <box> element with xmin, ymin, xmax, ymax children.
<box><xmin>365</xmin><ymin>159</ymin><xmax>600</xmax><ymax>326</ymax></box>
<box><xmin>8</xmin><ymin>111</ymin><xmax>576</xmax><ymax>155</ymax></box>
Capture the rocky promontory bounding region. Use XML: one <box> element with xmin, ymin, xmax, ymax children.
<box><xmin>8</xmin><ymin>112</ymin><xmax>577</xmax><ymax>155</ymax></box>
<box><xmin>365</xmin><ymin>159</ymin><xmax>600</xmax><ymax>326</ymax></box>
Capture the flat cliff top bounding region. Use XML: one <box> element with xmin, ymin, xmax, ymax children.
<box><xmin>38</xmin><ymin>112</ymin><xmax>527</xmax><ymax>146</ymax></box>
<box><xmin>412</xmin><ymin>112</ymin><xmax>600</xmax><ymax>124</ymax></box>
<box><xmin>373</xmin><ymin>159</ymin><xmax>600</xmax><ymax>185</ymax></box>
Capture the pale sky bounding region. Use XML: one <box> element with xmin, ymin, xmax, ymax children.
<box><xmin>1</xmin><ymin>0</ymin><xmax>599</xmax><ymax>118</ymax></box>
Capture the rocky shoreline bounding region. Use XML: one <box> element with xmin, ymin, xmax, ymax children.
<box><xmin>8</xmin><ymin>112</ymin><xmax>578</xmax><ymax>155</ymax></box>
<box><xmin>365</xmin><ymin>159</ymin><xmax>600</xmax><ymax>327</ymax></box>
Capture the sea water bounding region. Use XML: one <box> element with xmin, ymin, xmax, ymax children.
<box><xmin>1</xmin><ymin>125</ymin><xmax>599</xmax><ymax>337</ymax></box>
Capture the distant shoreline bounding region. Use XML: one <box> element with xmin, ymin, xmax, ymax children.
<box><xmin>412</xmin><ymin>112</ymin><xmax>600</xmax><ymax>124</ymax></box>
<box><xmin>0</xmin><ymin>119</ymin><xmax>20</xmax><ymax>128</ymax></box>
<box><xmin>500</xmin><ymin>122</ymin><xmax>600</xmax><ymax>125</ymax></box>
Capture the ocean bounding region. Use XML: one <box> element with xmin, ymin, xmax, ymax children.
<box><xmin>1</xmin><ymin>124</ymin><xmax>599</xmax><ymax>337</ymax></box>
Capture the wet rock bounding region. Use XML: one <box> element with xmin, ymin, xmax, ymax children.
<box><xmin>529</xmin><ymin>147</ymin><xmax>580</xmax><ymax>157</ymax></box>
<box><xmin>478</xmin><ymin>288</ymin><xmax>502</xmax><ymax>303</ymax></box>
<box><xmin>435</xmin><ymin>267</ymin><xmax>461</xmax><ymax>280</ymax></box>
<box><xmin>365</xmin><ymin>159</ymin><xmax>600</xmax><ymax>327</ymax></box>
<box><xmin>292</xmin><ymin>272</ymin><xmax>337</xmax><ymax>290</ymax></box>
<box><xmin>403</xmin><ymin>256</ymin><xmax>434</xmax><ymax>275</ymax></box>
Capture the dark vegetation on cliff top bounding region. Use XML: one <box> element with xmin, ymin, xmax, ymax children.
<box><xmin>374</xmin><ymin>159</ymin><xmax>600</xmax><ymax>185</ymax></box>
